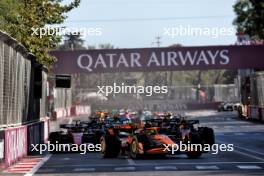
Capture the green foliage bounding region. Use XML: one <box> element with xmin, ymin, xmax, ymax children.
<box><xmin>59</xmin><ymin>32</ymin><xmax>86</xmax><ymax>50</ymax></box>
<box><xmin>87</xmin><ymin>43</ymin><xmax>115</xmax><ymax>50</ymax></box>
<box><xmin>0</xmin><ymin>0</ymin><xmax>80</xmax><ymax>66</ymax></box>
<box><xmin>233</xmin><ymin>0</ymin><xmax>264</xmax><ymax>39</ymax></box>
<box><xmin>98</xmin><ymin>43</ymin><xmax>115</xmax><ymax>49</ymax></box>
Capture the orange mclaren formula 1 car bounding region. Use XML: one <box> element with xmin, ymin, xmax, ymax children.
<box><xmin>100</xmin><ymin>119</ymin><xmax>215</xmax><ymax>159</ymax></box>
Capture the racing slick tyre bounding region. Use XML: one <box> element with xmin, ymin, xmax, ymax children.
<box><xmin>130</xmin><ymin>137</ymin><xmax>141</xmax><ymax>159</ymax></box>
<box><xmin>100</xmin><ymin>135</ymin><xmax>121</xmax><ymax>158</ymax></box>
<box><xmin>198</xmin><ymin>127</ymin><xmax>215</xmax><ymax>145</ymax></box>
<box><xmin>186</xmin><ymin>132</ymin><xmax>202</xmax><ymax>159</ymax></box>
<box><xmin>49</xmin><ymin>132</ymin><xmax>61</xmax><ymax>154</ymax></box>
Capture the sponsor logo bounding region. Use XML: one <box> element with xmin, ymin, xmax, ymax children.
<box><xmin>77</xmin><ymin>50</ymin><xmax>230</xmax><ymax>72</ymax></box>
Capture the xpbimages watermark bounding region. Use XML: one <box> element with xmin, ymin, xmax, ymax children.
<box><xmin>163</xmin><ymin>142</ymin><xmax>234</xmax><ymax>155</ymax></box>
<box><xmin>97</xmin><ymin>83</ymin><xmax>168</xmax><ymax>96</ymax></box>
<box><xmin>31</xmin><ymin>141</ymin><xmax>101</xmax><ymax>154</ymax></box>
<box><xmin>163</xmin><ymin>25</ymin><xmax>235</xmax><ymax>39</ymax></box>
<box><xmin>31</xmin><ymin>26</ymin><xmax>102</xmax><ymax>38</ymax></box>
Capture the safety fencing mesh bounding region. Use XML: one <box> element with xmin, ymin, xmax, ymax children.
<box><xmin>54</xmin><ymin>88</ymin><xmax>72</xmax><ymax>110</ymax></box>
<box><xmin>0</xmin><ymin>40</ymin><xmax>31</xmax><ymax>127</ymax></box>
<box><xmin>72</xmin><ymin>84</ymin><xmax>239</xmax><ymax>105</ymax></box>
<box><xmin>40</xmin><ymin>72</ymin><xmax>49</xmax><ymax>118</ymax></box>
<box><xmin>251</xmin><ymin>72</ymin><xmax>264</xmax><ymax>106</ymax></box>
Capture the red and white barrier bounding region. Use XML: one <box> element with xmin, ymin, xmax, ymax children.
<box><xmin>75</xmin><ymin>106</ymin><xmax>91</xmax><ymax>116</ymax></box>
<box><xmin>53</xmin><ymin>108</ymin><xmax>67</xmax><ymax>119</ymax></box>
<box><xmin>4</xmin><ymin>126</ymin><xmax>27</xmax><ymax>167</ymax></box>
<box><xmin>52</xmin><ymin>106</ymin><xmax>91</xmax><ymax>120</ymax></box>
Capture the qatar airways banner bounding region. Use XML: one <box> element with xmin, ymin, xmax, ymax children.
<box><xmin>51</xmin><ymin>45</ymin><xmax>264</xmax><ymax>74</ymax></box>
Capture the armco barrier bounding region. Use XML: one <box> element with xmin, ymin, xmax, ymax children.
<box><xmin>4</xmin><ymin>126</ymin><xmax>27</xmax><ymax>167</ymax></box>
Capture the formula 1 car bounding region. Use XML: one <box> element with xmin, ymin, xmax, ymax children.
<box><xmin>145</xmin><ymin>116</ymin><xmax>215</xmax><ymax>147</ymax></box>
<box><xmin>49</xmin><ymin>120</ymin><xmax>105</xmax><ymax>152</ymax></box>
<box><xmin>100</xmin><ymin>122</ymin><xmax>140</xmax><ymax>158</ymax></box>
<box><xmin>48</xmin><ymin>115</ymin><xmax>135</xmax><ymax>150</ymax></box>
<box><xmin>218</xmin><ymin>102</ymin><xmax>234</xmax><ymax>111</ymax></box>
<box><xmin>100</xmin><ymin>115</ymin><xmax>214</xmax><ymax>159</ymax></box>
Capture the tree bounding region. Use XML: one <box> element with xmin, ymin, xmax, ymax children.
<box><xmin>233</xmin><ymin>0</ymin><xmax>264</xmax><ymax>39</ymax></box>
<box><xmin>59</xmin><ymin>32</ymin><xmax>86</xmax><ymax>50</ymax></box>
<box><xmin>87</xmin><ymin>43</ymin><xmax>114</xmax><ymax>50</ymax></box>
<box><xmin>0</xmin><ymin>0</ymin><xmax>81</xmax><ymax>66</ymax></box>
<box><xmin>0</xmin><ymin>0</ymin><xmax>19</xmax><ymax>28</ymax></box>
<box><xmin>87</xmin><ymin>45</ymin><xmax>96</xmax><ymax>49</ymax></box>
<box><xmin>98</xmin><ymin>43</ymin><xmax>114</xmax><ymax>49</ymax></box>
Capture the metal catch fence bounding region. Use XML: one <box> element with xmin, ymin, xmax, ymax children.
<box><xmin>251</xmin><ymin>72</ymin><xmax>264</xmax><ymax>106</ymax></box>
<box><xmin>54</xmin><ymin>88</ymin><xmax>72</xmax><ymax>110</ymax></box>
<box><xmin>0</xmin><ymin>37</ymin><xmax>31</xmax><ymax>127</ymax></box>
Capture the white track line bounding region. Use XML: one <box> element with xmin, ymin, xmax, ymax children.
<box><xmin>114</xmin><ymin>166</ymin><xmax>135</xmax><ymax>171</ymax></box>
<box><xmin>24</xmin><ymin>154</ymin><xmax>52</xmax><ymax>176</ymax></box>
<box><xmin>62</xmin><ymin>157</ymin><xmax>70</xmax><ymax>160</ymax></box>
<box><xmin>127</xmin><ymin>159</ymin><xmax>136</xmax><ymax>165</ymax></box>
<box><xmin>233</xmin><ymin>133</ymin><xmax>245</xmax><ymax>135</ymax></box>
<box><xmin>74</xmin><ymin>168</ymin><xmax>96</xmax><ymax>171</ymax></box>
<box><xmin>41</xmin><ymin>161</ymin><xmax>264</xmax><ymax>168</ymax></box>
<box><xmin>237</xmin><ymin>165</ymin><xmax>262</xmax><ymax>169</ymax></box>
<box><xmin>155</xmin><ymin>166</ymin><xmax>177</xmax><ymax>170</ymax></box>
<box><xmin>232</xmin><ymin>148</ymin><xmax>264</xmax><ymax>162</ymax></box>
<box><xmin>196</xmin><ymin>165</ymin><xmax>219</xmax><ymax>170</ymax></box>
<box><xmin>234</xmin><ymin>145</ymin><xmax>264</xmax><ymax>157</ymax></box>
